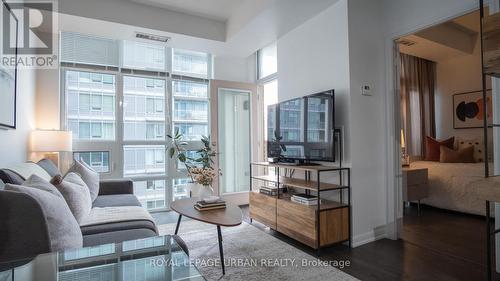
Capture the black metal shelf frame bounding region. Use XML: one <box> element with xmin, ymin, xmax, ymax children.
<box><xmin>249</xmin><ymin>162</ymin><xmax>352</xmax><ymax>255</ymax></box>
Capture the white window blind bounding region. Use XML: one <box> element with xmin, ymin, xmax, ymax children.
<box><xmin>61</xmin><ymin>32</ymin><xmax>119</xmax><ymax>67</ymax></box>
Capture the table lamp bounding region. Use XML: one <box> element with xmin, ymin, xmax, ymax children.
<box><xmin>31</xmin><ymin>130</ymin><xmax>73</xmax><ymax>168</ymax></box>
<box><xmin>401</xmin><ymin>129</ymin><xmax>409</xmax><ymax>167</ymax></box>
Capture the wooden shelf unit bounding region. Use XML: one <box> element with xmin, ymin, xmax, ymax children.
<box><xmin>249</xmin><ymin>162</ymin><xmax>351</xmax><ymax>253</ymax></box>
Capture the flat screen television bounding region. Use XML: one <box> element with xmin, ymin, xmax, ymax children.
<box><xmin>267</xmin><ymin>89</ymin><xmax>335</xmax><ymax>163</ymax></box>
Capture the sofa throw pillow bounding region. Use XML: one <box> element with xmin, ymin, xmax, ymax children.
<box><xmin>4</xmin><ymin>183</ymin><xmax>83</xmax><ymax>251</ymax></box>
<box><xmin>457</xmin><ymin>137</ymin><xmax>485</xmax><ymax>163</ymax></box>
<box><xmin>37</xmin><ymin>158</ymin><xmax>62</xmax><ymax>177</ymax></box>
<box><xmin>425</xmin><ymin>136</ymin><xmax>455</xmax><ymax>161</ymax></box>
<box><xmin>66</xmin><ymin>160</ymin><xmax>100</xmax><ymax>202</ymax></box>
<box><xmin>440</xmin><ymin>145</ymin><xmax>475</xmax><ymax>163</ymax></box>
<box><xmin>52</xmin><ymin>173</ymin><xmax>92</xmax><ymax>224</ymax></box>
<box><xmin>24</xmin><ymin>174</ymin><xmax>64</xmax><ymax>199</ymax></box>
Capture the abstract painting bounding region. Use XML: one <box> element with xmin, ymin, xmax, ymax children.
<box><xmin>453</xmin><ymin>90</ymin><xmax>492</xmax><ymax>129</ymax></box>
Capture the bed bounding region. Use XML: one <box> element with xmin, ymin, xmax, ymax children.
<box><xmin>410</xmin><ymin>161</ymin><xmax>492</xmax><ymax>216</ymax></box>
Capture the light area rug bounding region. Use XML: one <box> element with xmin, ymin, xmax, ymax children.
<box><xmin>158</xmin><ymin>220</ymin><xmax>358</xmax><ymax>281</ymax></box>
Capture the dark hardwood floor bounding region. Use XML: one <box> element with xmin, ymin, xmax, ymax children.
<box><xmin>153</xmin><ymin>204</ymin><xmax>493</xmax><ymax>281</ymax></box>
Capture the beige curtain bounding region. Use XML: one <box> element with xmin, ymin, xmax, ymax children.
<box><xmin>400</xmin><ymin>53</ymin><xmax>436</xmax><ymax>157</ymax></box>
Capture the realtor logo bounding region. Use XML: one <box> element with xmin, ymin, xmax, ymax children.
<box><xmin>3</xmin><ymin>1</ymin><xmax>53</xmax><ymax>54</ymax></box>
<box><xmin>1</xmin><ymin>0</ymin><xmax>57</xmax><ymax>68</ymax></box>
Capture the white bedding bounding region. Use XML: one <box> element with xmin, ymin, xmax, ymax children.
<box><xmin>410</xmin><ymin>161</ymin><xmax>491</xmax><ymax>216</ymax></box>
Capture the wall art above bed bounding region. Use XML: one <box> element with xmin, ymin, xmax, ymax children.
<box><xmin>453</xmin><ymin>90</ymin><xmax>492</xmax><ymax>129</ymax></box>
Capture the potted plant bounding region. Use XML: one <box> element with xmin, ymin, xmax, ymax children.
<box><xmin>167</xmin><ymin>130</ymin><xmax>221</xmax><ymax>200</ymax></box>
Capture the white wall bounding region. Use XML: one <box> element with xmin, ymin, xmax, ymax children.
<box><xmin>346</xmin><ymin>0</ymin><xmax>387</xmax><ymax>245</ymax></box>
<box><xmin>275</xmin><ymin>0</ymin><xmax>387</xmax><ymax>246</ymax></box>
<box><xmin>213</xmin><ymin>54</ymin><xmax>256</xmax><ymax>83</ymax></box>
<box><xmin>277</xmin><ymin>0</ymin><xmax>351</xmax><ymax>162</ymax></box>
<box><xmin>435</xmin><ymin>37</ymin><xmax>492</xmax><ymax>144</ymax></box>
<box><xmin>0</xmin><ymin>68</ymin><xmax>37</xmax><ymax>167</ymax></box>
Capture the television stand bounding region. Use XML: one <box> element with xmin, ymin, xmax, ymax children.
<box><xmin>249</xmin><ymin>162</ymin><xmax>352</xmax><ymax>255</ymax></box>
<box><xmin>276</xmin><ymin>161</ymin><xmax>321</xmax><ymax>166</ymax></box>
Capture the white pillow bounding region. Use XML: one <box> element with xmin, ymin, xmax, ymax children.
<box><xmin>457</xmin><ymin>137</ymin><xmax>484</xmax><ymax>163</ymax></box>
<box><xmin>52</xmin><ymin>173</ymin><xmax>92</xmax><ymax>224</ymax></box>
<box><xmin>66</xmin><ymin>160</ymin><xmax>100</xmax><ymax>201</ymax></box>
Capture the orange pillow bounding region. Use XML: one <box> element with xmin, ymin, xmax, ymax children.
<box><xmin>439</xmin><ymin>145</ymin><xmax>475</xmax><ymax>163</ymax></box>
<box><xmin>425</xmin><ymin>136</ymin><xmax>454</xmax><ymax>161</ymax></box>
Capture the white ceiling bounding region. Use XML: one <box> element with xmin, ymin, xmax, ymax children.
<box><xmin>399</xmin><ymin>10</ymin><xmax>480</xmax><ymax>62</ymax></box>
<box><xmin>129</xmin><ymin>0</ymin><xmax>243</xmax><ymax>22</ymax></box>
<box><xmin>58</xmin><ymin>0</ymin><xmax>341</xmax><ymax>58</ymax></box>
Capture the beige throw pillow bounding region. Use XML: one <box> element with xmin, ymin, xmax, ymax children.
<box><xmin>440</xmin><ymin>145</ymin><xmax>475</xmax><ymax>163</ymax></box>
<box><xmin>457</xmin><ymin>137</ymin><xmax>484</xmax><ymax>163</ymax></box>
<box><xmin>66</xmin><ymin>160</ymin><xmax>100</xmax><ymax>202</ymax></box>
<box><xmin>52</xmin><ymin>173</ymin><xmax>92</xmax><ymax>224</ymax></box>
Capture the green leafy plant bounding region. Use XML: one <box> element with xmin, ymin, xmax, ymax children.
<box><xmin>167</xmin><ymin>131</ymin><xmax>221</xmax><ymax>183</ymax></box>
<box><xmin>167</xmin><ymin>128</ymin><xmax>194</xmax><ymax>181</ymax></box>
<box><xmin>193</xmin><ymin>136</ymin><xmax>217</xmax><ymax>169</ymax></box>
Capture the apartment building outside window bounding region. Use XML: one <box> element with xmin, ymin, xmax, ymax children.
<box><xmin>61</xmin><ymin>33</ymin><xmax>211</xmax><ymax>212</ymax></box>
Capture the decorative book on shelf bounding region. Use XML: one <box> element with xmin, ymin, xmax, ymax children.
<box><xmin>194</xmin><ymin>200</ymin><xmax>226</xmax><ymax>211</ymax></box>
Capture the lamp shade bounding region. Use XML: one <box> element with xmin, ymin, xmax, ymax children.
<box><xmin>400</xmin><ymin>129</ymin><xmax>406</xmax><ymax>149</ymax></box>
<box><xmin>31</xmin><ymin>130</ymin><xmax>73</xmax><ymax>152</ymax></box>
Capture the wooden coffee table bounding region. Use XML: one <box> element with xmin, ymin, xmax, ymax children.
<box><xmin>170</xmin><ymin>198</ymin><xmax>243</xmax><ymax>275</ymax></box>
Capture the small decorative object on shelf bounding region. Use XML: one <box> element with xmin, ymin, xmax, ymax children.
<box><xmin>194</xmin><ymin>198</ymin><xmax>226</xmax><ymax>211</ymax></box>
<box><xmin>291</xmin><ymin>193</ymin><xmax>320</xmax><ymax>206</ymax></box>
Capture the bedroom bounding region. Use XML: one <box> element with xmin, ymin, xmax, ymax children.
<box><xmin>397</xmin><ymin>9</ymin><xmax>494</xmax><ymax>265</ymax></box>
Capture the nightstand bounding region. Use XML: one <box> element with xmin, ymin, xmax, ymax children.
<box><xmin>402</xmin><ymin>167</ymin><xmax>429</xmax><ymax>215</ymax></box>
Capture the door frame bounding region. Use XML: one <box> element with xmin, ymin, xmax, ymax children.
<box><xmin>383</xmin><ymin>5</ymin><xmax>479</xmax><ymax>240</ymax></box>
<box><xmin>210</xmin><ymin>80</ymin><xmax>258</xmax><ymax>205</ymax></box>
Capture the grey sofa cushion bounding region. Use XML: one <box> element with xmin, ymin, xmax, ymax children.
<box><xmin>37</xmin><ymin>159</ymin><xmax>61</xmax><ymax>177</ymax></box>
<box><xmin>24</xmin><ymin>175</ymin><xmax>64</xmax><ymax>199</ymax></box>
<box><xmin>92</xmin><ymin>194</ymin><xmax>142</xmax><ymax>208</ymax></box>
<box><xmin>0</xmin><ymin>169</ymin><xmax>24</xmax><ymax>185</ymax></box>
<box><xmin>53</xmin><ymin>173</ymin><xmax>92</xmax><ymax>224</ymax></box>
<box><xmin>66</xmin><ymin>160</ymin><xmax>100</xmax><ymax>202</ymax></box>
<box><xmin>83</xmin><ymin>229</ymin><xmax>157</xmax><ymax>247</ymax></box>
<box><xmin>81</xmin><ymin>220</ymin><xmax>158</xmax><ymax>236</ymax></box>
<box><xmin>5</xmin><ymin>183</ymin><xmax>83</xmax><ymax>252</ymax></box>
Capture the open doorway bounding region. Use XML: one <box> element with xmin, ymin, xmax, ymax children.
<box><xmin>395</xmin><ymin>9</ymin><xmax>492</xmax><ymax>267</ymax></box>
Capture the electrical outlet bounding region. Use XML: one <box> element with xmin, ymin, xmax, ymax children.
<box><xmin>361</xmin><ymin>85</ymin><xmax>372</xmax><ymax>96</ymax></box>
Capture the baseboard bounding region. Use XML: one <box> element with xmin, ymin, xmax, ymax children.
<box><xmin>352</xmin><ymin>226</ymin><xmax>387</xmax><ymax>247</ymax></box>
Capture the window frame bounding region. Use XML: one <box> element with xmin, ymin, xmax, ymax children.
<box><xmin>60</xmin><ymin>47</ymin><xmax>212</xmax><ymax>213</ymax></box>
<box><xmin>256</xmin><ymin>42</ymin><xmax>278</xmax><ymax>82</ymax></box>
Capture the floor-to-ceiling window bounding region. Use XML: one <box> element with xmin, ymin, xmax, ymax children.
<box><xmin>60</xmin><ymin>32</ymin><xmax>211</xmax><ymax>211</ymax></box>
<box><xmin>257</xmin><ymin>42</ymin><xmax>279</xmax><ymax>160</ymax></box>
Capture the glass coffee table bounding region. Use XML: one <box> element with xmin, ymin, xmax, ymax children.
<box><xmin>0</xmin><ymin>235</ymin><xmax>203</xmax><ymax>281</ymax></box>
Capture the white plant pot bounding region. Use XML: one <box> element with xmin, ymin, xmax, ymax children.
<box><xmin>186</xmin><ymin>183</ymin><xmax>203</xmax><ymax>197</ymax></box>
<box><xmin>198</xmin><ymin>185</ymin><xmax>214</xmax><ymax>201</ymax></box>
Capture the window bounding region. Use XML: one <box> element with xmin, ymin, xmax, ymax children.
<box><xmin>263</xmin><ymin>80</ymin><xmax>278</xmax><ymax>141</ymax></box>
<box><xmin>74</xmin><ymin>151</ymin><xmax>110</xmax><ymax>173</ymax></box>
<box><xmin>124</xmin><ymin>145</ymin><xmax>166</xmax><ymax>175</ymax></box>
<box><xmin>133</xmin><ymin>180</ymin><xmax>167</xmax><ymax>210</ymax></box>
<box><xmin>172</xmin><ymin>178</ymin><xmax>191</xmax><ymax>201</ymax></box>
<box><xmin>123</xmin><ymin>76</ymin><xmax>165</xmax><ymax>141</ymax></box>
<box><xmin>65</xmin><ymin>70</ymin><xmax>116</xmax><ymax>141</ymax></box>
<box><xmin>172</xmin><ymin>79</ymin><xmax>209</xmax><ymax>141</ymax></box>
<box><xmin>257</xmin><ymin>42</ymin><xmax>277</xmax><ymax>80</ymax></box>
<box><xmin>172</xmin><ymin>49</ymin><xmax>209</xmax><ymax>78</ymax></box>
<box><xmin>61</xmin><ymin>34</ymin><xmax>211</xmax><ymax>212</ymax></box>
<box><xmin>123</xmin><ymin>41</ymin><xmax>166</xmax><ymax>71</ymax></box>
